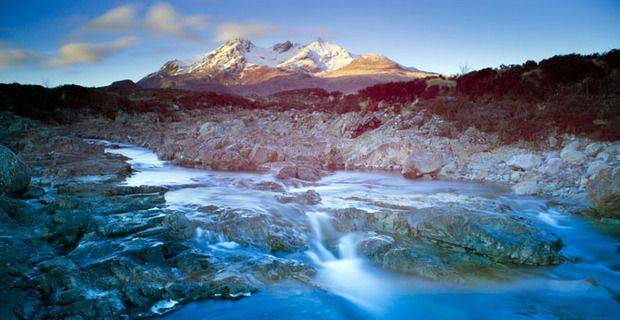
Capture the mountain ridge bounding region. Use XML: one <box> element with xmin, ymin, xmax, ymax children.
<box><xmin>138</xmin><ymin>38</ymin><xmax>437</xmax><ymax>95</ymax></box>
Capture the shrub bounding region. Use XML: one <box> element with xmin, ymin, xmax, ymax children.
<box><xmin>358</xmin><ymin>80</ymin><xmax>427</xmax><ymax>102</ymax></box>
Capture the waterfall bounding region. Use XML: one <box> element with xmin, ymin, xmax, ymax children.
<box><xmin>305</xmin><ymin>211</ymin><xmax>391</xmax><ymax>315</ymax></box>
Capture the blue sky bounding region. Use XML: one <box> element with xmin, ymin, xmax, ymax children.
<box><xmin>0</xmin><ymin>0</ymin><xmax>618</xmax><ymax>87</ymax></box>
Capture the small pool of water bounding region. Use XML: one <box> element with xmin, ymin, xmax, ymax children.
<box><xmin>93</xmin><ymin>140</ymin><xmax>620</xmax><ymax>319</ymax></box>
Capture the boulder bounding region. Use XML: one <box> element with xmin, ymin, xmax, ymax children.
<box><xmin>506</xmin><ymin>154</ymin><xmax>542</xmax><ymax>171</ymax></box>
<box><xmin>0</xmin><ymin>145</ymin><xmax>31</xmax><ymax>194</ymax></box>
<box><xmin>541</xmin><ymin>158</ymin><xmax>562</xmax><ymax>175</ymax></box>
<box><xmin>401</xmin><ymin>152</ymin><xmax>443</xmax><ymax>179</ymax></box>
<box><xmin>560</xmin><ymin>142</ymin><xmax>585</xmax><ymax>163</ymax></box>
<box><xmin>587</xmin><ymin>166</ymin><xmax>620</xmax><ymax>217</ymax></box>
<box><xmin>275</xmin><ymin>165</ymin><xmax>322</xmax><ymax>181</ymax></box>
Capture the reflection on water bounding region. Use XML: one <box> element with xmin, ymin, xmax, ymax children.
<box><xmin>98</xmin><ymin>141</ymin><xmax>620</xmax><ymax>319</ymax></box>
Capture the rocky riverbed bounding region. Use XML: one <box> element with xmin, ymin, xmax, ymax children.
<box><xmin>65</xmin><ymin>105</ymin><xmax>620</xmax><ymax>217</ymax></box>
<box><xmin>1</xmin><ymin>109</ymin><xmax>619</xmax><ymax>319</ymax></box>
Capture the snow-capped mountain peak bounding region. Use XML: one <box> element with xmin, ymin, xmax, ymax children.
<box><xmin>155</xmin><ymin>39</ymin><xmax>356</xmax><ymax>78</ymax></box>
<box><xmin>277</xmin><ymin>39</ymin><xmax>354</xmax><ymax>74</ymax></box>
<box><xmin>139</xmin><ymin>39</ymin><xmax>435</xmax><ymax>92</ymax></box>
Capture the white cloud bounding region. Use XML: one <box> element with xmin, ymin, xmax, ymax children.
<box><xmin>47</xmin><ymin>37</ymin><xmax>136</xmax><ymax>67</ymax></box>
<box><xmin>214</xmin><ymin>22</ymin><xmax>278</xmax><ymax>42</ymax></box>
<box><xmin>0</xmin><ymin>47</ymin><xmax>39</xmax><ymax>68</ymax></box>
<box><xmin>145</xmin><ymin>2</ymin><xmax>208</xmax><ymax>38</ymax></box>
<box><xmin>89</xmin><ymin>5</ymin><xmax>137</xmax><ymax>31</ymax></box>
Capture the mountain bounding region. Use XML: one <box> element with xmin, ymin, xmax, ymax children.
<box><xmin>138</xmin><ymin>39</ymin><xmax>437</xmax><ymax>95</ymax></box>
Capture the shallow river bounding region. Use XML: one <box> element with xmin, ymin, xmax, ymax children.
<box><xmin>101</xmin><ymin>141</ymin><xmax>619</xmax><ymax>319</ymax></box>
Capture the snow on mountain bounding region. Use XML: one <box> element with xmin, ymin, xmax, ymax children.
<box><xmin>138</xmin><ymin>38</ymin><xmax>436</xmax><ymax>94</ymax></box>
<box><xmin>276</xmin><ymin>39</ymin><xmax>354</xmax><ymax>74</ymax></box>
<box><xmin>151</xmin><ymin>39</ymin><xmax>300</xmax><ymax>77</ymax></box>
<box><xmin>153</xmin><ymin>38</ymin><xmax>356</xmax><ymax>78</ymax></box>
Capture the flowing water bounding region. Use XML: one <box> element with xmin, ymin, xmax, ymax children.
<box><xmin>97</xmin><ymin>141</ymin><xmax>620</xmax><ymax>319</ymax></box>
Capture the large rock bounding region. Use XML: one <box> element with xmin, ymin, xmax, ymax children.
<box><xmin>506</xmin><ymin>154</ymin><xmax>542</xmax><ymax>171</ymax></box>
<box><xmin>401</xmin><ymin>152</ymin><xmax>443</xmax><ymax>179</ymax></box>
<box><xmin>560</xmin><ymin>141</ymin><xmax>586</xmax><ymax>163</ymax></box>
<box><xmin>541</xmin><ymin>158</ymin><xmax>562</xmax><ymax>175</ymax></box>
<box><xmin>587</xmin><ymin>166</ymin><xmax>620</xmax><ymax>217</ymax></box>
<box><xmin>216</xmin><ymin>209</ymin><xmax>307</xmax><ymax>252</ymax></box>
<box><xmin>333</xmin><ymin>207</ymin><xmax>563</xmax><ymax>265</ymax></box>
<box><xmin>276</xmin><ymin>164</ymin><xmax>322</xmax><ymax>181</ymax></box>
<box><xmin>0</xmin><ymin>145</ymin><xmax>31</xmax><ymax>194</ymax></box>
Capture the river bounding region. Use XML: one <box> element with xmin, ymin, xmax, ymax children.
<box><xmin>98</xmin><ymin>140</ymin><xmax>619</xmax><ymax>319</ymax></box>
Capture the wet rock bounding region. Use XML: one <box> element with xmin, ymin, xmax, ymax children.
<box><xmin>45</xmin><ymin>210</ymin><xmax>91</xmax><ymax>253</ymax></box>
<box><xmin>506</xmin><ymin>154</ymin><xmax>542</xmax><ymax>171</ymax></box>
<box><xmin>333</xmin><ymin>207</ymin><xmax>563</xmax><ymax>266</ymax></box>
<box><xmin>402</xmin><ymin>152</ymin><xmax>443</xmax><ymax>179</ymax></box>
<box><xmin>358</xmin><ymin>233</ymin><xmax>395</xmax><ymax>259</ymax></box>
<box><xmin>587</xmin><ymin>166</ymin><xmax>620</xmax><ymax>217</ymax></box>
<box><xmin>275</xmin><ymin>190</ymin><xmax>321</xmax><ymax>205</ymax></box>
<box><xmin>44</xmin><ymin>290</ymin><xmax>125</xmax><ymax>320</ymax></box>
<box><xmin>209</xmin><ymin>271</ymin><xmax>257</xmax><ymax>299</ymax></box>
<box><xmin>168</xmin><ymin>250</ymin><xmax>213</xmax><ymax>276</ymax></box>
<box><xmin>244</xmin><ymin>255</ymin><xmax>314</xmax><ymax>283</ymax></box>
<box><xmin>413</xmin><ymin>209</ymin><xmax>562</xmax><ymax>265</ymax></box>
<box><xmin>358</xmin><ymin>233</ymin><xmax>487</xmax><ymax>280</ymax></box>
<box><xmin>216</xmin><ymin>209</ymin><xmax>307</xmax><ymax>253</ymax></box>
<box><xmin>0</xmin><ymin>144</ymin><xmax>31</xmax><ymax>195</ymax></box>
<box><xmin>276</xmin><ymin>164</ymin><xmax>322</xmax><ymax>181</ymax></box>
<box><xmin>96</xmin><ymin>211</ymin><xmax>159</xmax><ymax>238</ymax></box>
<box><xmin>380</xmin><ymin>246</ymin><xmax>450</xmax><ymax>279</ymax></box>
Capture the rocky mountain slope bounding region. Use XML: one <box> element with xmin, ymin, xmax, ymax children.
<box><xmin>138</xmin><ymin>39</ymin><xmax>436</xmax><ymax>95</ymax></box>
